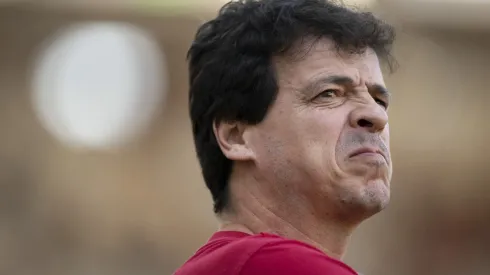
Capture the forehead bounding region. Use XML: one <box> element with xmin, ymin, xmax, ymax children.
<box><xmin>274</xmin><ymin>39</ymin><xmax>385</xmax><ymax>87</ymax></box>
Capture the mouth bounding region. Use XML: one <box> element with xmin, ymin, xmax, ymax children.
<box><xmin>349</xmin><ymin>147</ymin><xmax>387</xmax><ymax>163</ymax></box>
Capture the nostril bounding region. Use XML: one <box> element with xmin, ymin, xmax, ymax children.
<box><xmin>357</xmin><ymin>119</ymin><xmax>373</xmax><ymax>128</ymax></box>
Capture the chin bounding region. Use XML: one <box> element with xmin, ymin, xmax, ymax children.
<box><xmin>360</xmin><ymin>179</ymin><xmax>391</xmax><ymax>213</ymax></box>
<box><xmin>337</xmin><ymin>178</ymin><xmax>391</xmax><ymax>221</ymax></box>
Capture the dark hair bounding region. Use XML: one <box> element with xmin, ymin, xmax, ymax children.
<box><xmin>187</xmin><ymin>0</ymin><xmax>396</xmax><ymax>213</ymax></box>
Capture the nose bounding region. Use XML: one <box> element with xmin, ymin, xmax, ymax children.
<box><xmin>349</xmin><ymin>102</ymin><xmax>388</xmax><ymax>133</ymax></box>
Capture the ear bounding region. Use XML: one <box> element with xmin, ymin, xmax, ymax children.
<box><xmin>213</xmin><ymin>119</ymin><xmax>255</xmax><ymax>161</ymax></box>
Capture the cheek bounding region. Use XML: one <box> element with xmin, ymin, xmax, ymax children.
<box><xmin>298</xmin><ymin>111</ymin><xmax>346</xmax><ymax>174</ymax></box>
<box><xmin>382</xmin><ymin>124</ymin><xmax>391</xmax><ymax>157</ymax></box>
<box><xmin>302</xmin><ymin>110</ymin><xmax>345</xmax><ymax>151</ymax></box>
<box><xmin>383</xmin><ymin>124</ymin><xmax>390</xmax><ymax>145</ymax></box>
<box><xmin>247</xmin><ymin>111</ymin><xmax>304</xmax><ymax>175</ymax></box>
<box><xmin>382</xmin><ymin>125</ymin><xmax>392</xmax><ymax>171</ymax></box>
<box><xmin>251</xmin><ymin>105</ymin><xmax>347</xmax><ymax>182</ymax></box>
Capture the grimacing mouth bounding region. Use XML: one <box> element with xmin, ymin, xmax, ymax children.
<box><xmin>348</xmin><ymin>147</ymin><xmax>387</xmax><ymax>164</ymax></box>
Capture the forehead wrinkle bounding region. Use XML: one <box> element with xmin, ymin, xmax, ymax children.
<box><xmin>273</xmin><ymin>41</ymin><xmax>384</xmax><ymax>96</ymax></box>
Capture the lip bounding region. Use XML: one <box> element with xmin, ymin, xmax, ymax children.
<box><xmin>349</xmin><ymin>147</ymin><xmax>387</xmax><ymax>163</ymax></box>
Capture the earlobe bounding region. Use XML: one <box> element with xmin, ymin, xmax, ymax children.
<box><xmin>213</xmin><ymin>120</ymin><xmax>255</xmax><ymax>161</ymax></box>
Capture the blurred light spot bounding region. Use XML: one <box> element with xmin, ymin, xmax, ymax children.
<box><xmin>32</xmin><ymin>22</ymin><xmax>167</xmax><ymax>150</ymax></box>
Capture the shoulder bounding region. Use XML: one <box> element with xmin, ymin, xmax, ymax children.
<box><xmin>239</xmin><ymin>234</ymin><xmax>358</xmax><ymax>275</ymax></box>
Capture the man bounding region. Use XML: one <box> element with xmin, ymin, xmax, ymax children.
<box><xmin>176</xmin><ymin>0</ymin><xmax>396</xmax><ymax>274</ymax></box>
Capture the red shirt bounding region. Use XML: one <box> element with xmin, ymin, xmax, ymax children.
<box><xmin>174</xmin><ymin>231</ymin><xmax>358</xmax><ymax>275</ymax></box>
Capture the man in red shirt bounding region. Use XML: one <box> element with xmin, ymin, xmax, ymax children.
<box><xmin>177</xmin><ymin>0</ymin><xmax>396</xmax><ymax>274</ymax></box>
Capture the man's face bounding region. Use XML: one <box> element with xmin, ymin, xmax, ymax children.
<box><xmin>246</xmin><ymin>39</ymin><xmax>392</xmax><ymax>221</ymax></box>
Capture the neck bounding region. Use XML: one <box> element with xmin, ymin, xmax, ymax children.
<box><xmin>219</xmin><ymin>218</ymin><xmax>352</xmax><ymax>259</ymax></box>
<box><xmin>218</xmin><ymin>175</ymin><xmax>357</xmax><ymax>259</ymax></box>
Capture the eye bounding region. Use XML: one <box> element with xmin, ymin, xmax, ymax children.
<box><xmin>375</xmin><ymin>98</ymin><xmax>388</xmax><ymax>109</ymax></box>
<box><xmin>317</xmin><ymin>89</ymin><xmax>342</xmax><ymax>98</ymax></box>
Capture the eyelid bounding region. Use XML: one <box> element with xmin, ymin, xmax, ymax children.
<box><xmin>375</xmin><ymin>98</ymin><xmax>388</xmax><ymax>109</ymax></box>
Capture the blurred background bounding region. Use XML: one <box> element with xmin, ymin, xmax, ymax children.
<box><xmin>0</xmin><ymin>0</ymin><xmax>489</xmax><ymax>274</ymax></box>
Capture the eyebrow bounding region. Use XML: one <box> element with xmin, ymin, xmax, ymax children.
<box><xmin>301</xmin><ymin>75</ymin><xmax>391</xmax><ymax>98</ymax></box>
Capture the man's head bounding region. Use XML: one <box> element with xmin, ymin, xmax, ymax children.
<box><xmin>188</xmin><ymin>0</ymin><xmax>395</xmax><ymax>223</ymax></box>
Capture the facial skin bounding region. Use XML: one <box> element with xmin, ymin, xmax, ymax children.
<box><xmin>215</xmin><ymin>38</ymin><xmax>392</xmax><ymax>258</ymax></box>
